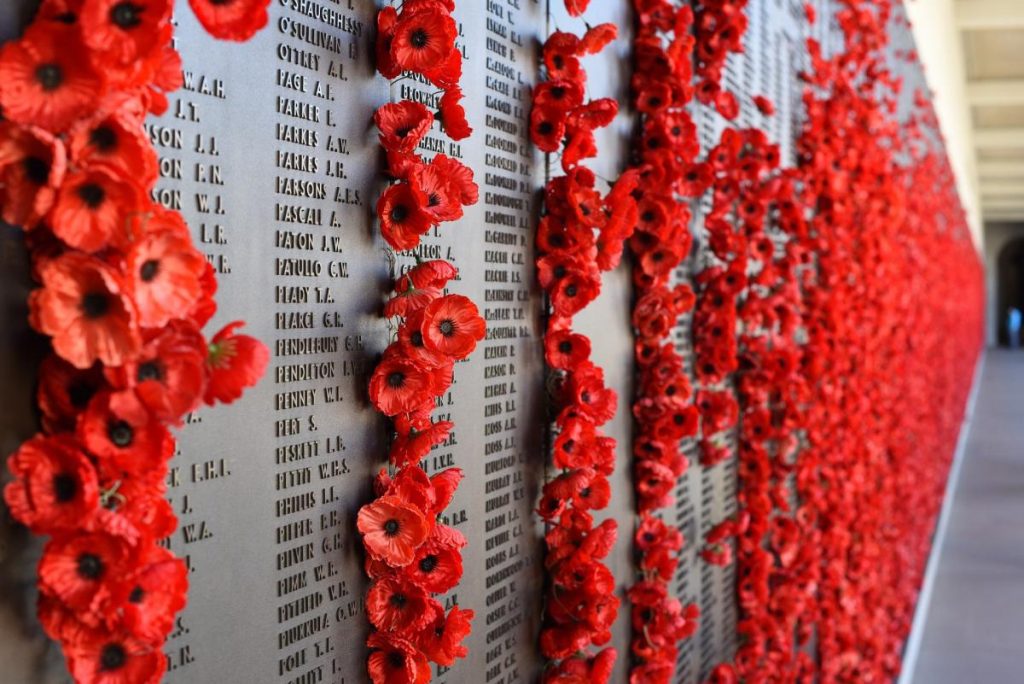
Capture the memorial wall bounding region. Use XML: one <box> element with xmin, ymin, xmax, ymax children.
<box><xmin>0</xmin><ymin>0</ymin><xmax>984</xmax><ymax>683</ymax></box>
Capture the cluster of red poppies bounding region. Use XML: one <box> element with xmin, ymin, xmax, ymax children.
<box><xmin>622</xmin><ymin>3</ymin><xmax>713</xmax><ymax>682</ymax></box>
<box><xmin>695</xmin><ymin>127</ymin><xmax>814</xmax><ymax>683</ymax></box>
<box><xmin>693</xmin><ymin>0</ymin><xmax>749</xmax><ymax>120</ymax></box>
<box><xmin>529</xmin><ymin>6</ymin><xmax>636</xmax><ymax>682</ymax></box>
<box><xmin>0</xmin><ymin>4</ymin><xmax>269</xmax><ymax>683</ymax></box>
<box><xmin>361</xmin><ymin>2</ymin><xmax>483</xmax><ymax>681</ymax></box>
<box><xmin>696</xmin><ymin>1</ymin><xmax>984</xmax><ymax>682</ymax></box>
<box><xmin>374</xmin><ymin>0</ymin><xmax>474</xmax><ymax>252</ymax></box>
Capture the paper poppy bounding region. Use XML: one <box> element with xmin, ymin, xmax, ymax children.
<box><xmin>375</xmin><ymin>101</ymin><xmax>434</xmax><ymax>154</ymax></box>
<box><xmin>77</xmin><ymin>390</ymin><xmax>174</xmax><ymax>478</ymax></box>
<box><xmin>4</xmin><ymin>434</ymin><xmax>99</xmax><ymax>534</ymax></box>
<box><xmin>377</xmin><ymin>182</ymin><xmax>433</xmax><ymax>251</ymax></box>
<box><xmin>50</xmin><ymin>164</ymin><xmax>145</xmax><ymax>252</ymax></box>
<box><xmin>203</xmin><ymin>321</ymin><xmax>269</xmax><ymax>405</ymax></box>
<box><xmin>366</xmin><ymin>576</ymin><xmax>436</xmax><ymax>634</ymax></box>
<box><xmin>0</xmin><ymin>24</ymin><xmax>101</xmax><ymax>132</ymax></box>
<box><xmin>357</xmin><ymin>495</ymin><xmax>430</xmax><ymax>567</ymax></box>
<box><xmin>0</xmin><ymin>121</ymin><xmax>66</xmax><ymax>228</ymax></box>
<box><xmin>367</xmin><ymin>632</ymin><xmax>431</xmax><ymax>684</ymax></box>
<box><xmin>30</xmin><ymin>253</ymin><xmax>140</xmax><ymax>369</ymax></box>
<box><xmin>390</xmin><ymin>4</ymin><xmax>457</xmax><ymax>75</ymax></box>
<box><xmin>64</xmin><ymin>626</ymin><xmax>167</xmax><ymax>684</ymax></box>
<box><xmin>437</xmin><ymin>86</ymin><xmax>472</xmax><ymax>141</ymax></box>
<box><xmin>126</xmin><ymin>212</ymin><xmax>207</xmax><ymax>328</ymax></box>
<box><xmin>188</xmin><ymin>0</ymin><xmax>271</xmax><ymax>42</ymax></box>
<box><xmin>419</xmin><ymin>294</ymin><xmax>485</xmax><ymax>360</ymax></box>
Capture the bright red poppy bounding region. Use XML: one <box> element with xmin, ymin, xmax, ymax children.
<box><xmin>188</xmin><ymin>0</ymin><xmax>271</xmax><ymax>42</ymax></box>
<box><xmin>203</xmin><ymin>321</ymin><xmax>269</xmax><ymax>405</ymax></box>
<box><xmin>0</xmin><ymin>24</ymin><xmax>101</xmax><ymax>132</ymax></box>
<box><xmin>30</xmin><ymin>253</ymin><xmax>140</xmax><ymax>369</ymax></box>
<box><xmin>357</xmin><ymin>495</ymin><xmax>430</xmax><ymax>567</ymax></box>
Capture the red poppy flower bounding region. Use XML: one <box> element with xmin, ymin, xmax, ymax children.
<box><xmin>64</xmin><ymin>626</ymin><xmax>167</xmax><ymax>684</ymax></box>
<box><xmin>203</xmin><ymin>321</ymin><xmax>269</xmax><ymax>405</ymax></box>
<box><xmin>30</xmin><ymin>253</ymin><xmax>140</xmax><ymax>369</ymax></box>
<box><xmin>114</xmin><ymin>545</ymin><xmax>187</xmax><ymax>645</ymax></box>
<box><xmin>431</xmin><ymin>154</ymin><xmax>478</xmax><ymax>206</ymax></box>
<box><xmin>404</xmin><ymin>525</ymin><xmax>465</xmax><ymax>594</ymax></box>
<box><xmin>367</xmin><ymin>632</ymin><xmax>431</xmax><ymax>684</ymax></box>
<box><xmin>51</xmin><ymin>164</ymin><xmax>145</xmax><ymax>252</ymax></box>
<box><xmin>103</xmin><ymin>473</ymin><xmax>176</xmax><ymax>539</ymax></box>
<box><xmin>0</xmin><ymin>122</ymin><xmax>66</xmax><ymax>228</ymax></box>
<box><xmin>370</xmin><ymin>351</ymin><xmax>441</xmax><ymax>417</ymax></box>
<box><xmin>80</xmin><ymin>0</ymin><xmax>172</xmax><ymax>68</ymax></box>
<box><xmin>77</xmin><ymin>391</ymin><xmax>174</xmax><ymax>478</ymax></box>
<box><xmin>378</xmin><ymin>182</ymin><xmax>433</xmax><ymax>251</ymax></box>
<box><xmin>0</xmin><ymin>24</ymin><xmax>101</xmax><ymax>132</ymax></box>
<box><xmin>561</xmin><ymin>362</ymin><xmax>616</xmax><ymax>424</ymax></box>
<box><xmin>106</xmin><ymin>321</ymin><xmax>206</xmax><ymax>423</ymax></box>
<box><xmin>187</xmin><ymin>260</ymin><xmax>218</xmax><ymax>328</ymax></box>
<box><xmin>68</xmin><ymin>96</ymin><xmax>158</xmax><ymax>187</ymax></box>
<box><xmin>410</xmin><ymin>162</ymin><xmax>464</xmax><ymax>223</ymax></box>
<box><xmin>438</xmin><ymin>86</ymin><xmax>472</xmax><ymax>141</ymax></box>
<box><xmin>530</xmin><ymin>105</ymin><xmax>567</xmax><ymax>153</ymax></box>
<box><xmin>188</xmin><ymin>0</ymin><xmax>271</xmax><ymax>41</ymax></box>
<box><xmin>39</xmin><ymin>529</ymin><xmax>136</xmax><ymax>623</ymax></box>
<box><xmin>375</xmin><ymin>101</ymin><xmax>434</xmax><ymax>154</ymax></box>
<box><xmin>4</xmin><ymin>434</ymin><xmax>99</xmax><ymax>534</ymax></box>
<box><xmin>420</xmin><ymin>294</ymin><xmax>485</xmax><ymax>360</ymax></box>
<box><xmin>753</xmin><ymin>94</ymin><xmax>775</xmax><ymax>116</ymax></box>
<box><xmin>398</xmin><ymin>259</ymin><xmax>458</xmax><ymax>292</ymax></box>
<box><xmin>545</xmin><ymin>328</ymin><xmax>592</xmax><ymax>370</ymax></box>
<box><xmin>126</xmin><ymin>211</ymin><xmax>207</xmax><ymax>328</ymax></box>
<box><xmin>417</xmin><ymin>605</ymin><xmax>473</xmax><ymax>667</ymax></box>
<box><xmin>389</xmin><ymin>417</ymin><xmax>452</xmax><ymax>468</ymax></box>
<box><xmin>37</xmin><ymin>354</ymin><xmax>107</xmax><ymax>432</ymax></box>
<box><xmin>390</xmin><ymin>5</ymin><xmax>457</xmax><ymax>75</ymax></box>
<box><xmin>357</xmin><ymin>495</ymin><xmax>430</xmax><ymax>567</ymax></box>
<box><xmin>366</xmin><ymin>575</ymin><xmax>436</xmax><ymax>634</ymax></box>
<box><xmin>564</xmin><ymin>0</ymin><xmax>591</xmax><ymax>17</ymax></box>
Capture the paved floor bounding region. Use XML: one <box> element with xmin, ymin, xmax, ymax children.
<box><xmin>910</xmin><ymin>351</ymin><xmax>1024</xmax><ymax>683</ymax></box>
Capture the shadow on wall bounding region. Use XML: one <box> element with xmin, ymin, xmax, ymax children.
<box><xmin>997</xmin><ymin>237</ymin><xmax>1024</xmax><ymax>347</ymax></box>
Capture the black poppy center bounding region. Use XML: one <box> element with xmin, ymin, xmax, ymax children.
<box><xmin>419</xmin><ymin>555</ymin><xmax>438</xmax><ymax>573</ymax></box>
<box><xmin>100</xmin><ymin>643</ymin><xmax>126</xmax><ymax>671</ymax></box>
<box><xmin>439</xmin><ymin>319</ymin><xmax>455</xmax><ymax>337</ymax></box>
<box><xmin>53</xmin><ymin>473</ymin><xmax>76</xmax><ymax>502</ymax></box>
<box><xmin>34</xmin><ymin>64</ymin><xmax>63</xmax><ymax>91</ymax></box>
<box><xmin>579</xmin><ymin>487</ymin><xmax>591</xmax><ymax>498</ymax></box>
<box><xmin>389</xmin><ymin>592</ymin><xmax>407</xmax><ymax>608</ymax></box>
<box><xmin>538</xmin><ymin>121</ymin><xmax>554</xmax><ymax>135</ymax></box>
<box><xmin>108</xmin><ymin>420</ymin><xmax>134</xmax><ymax>448</ymax></box>
<box><xmin>77</xmin><ymin>552</ymin><xmax>104</xmax><ymax>580</ymax></box>
<box><xmin>81</xmin><ymin>293</ymin><xmax>111</xmax><ymax>319</ymax></box>
<box><xmin>68</xmin><ymin>380</ymin><xmax>96</xmax><ymax>408</ymax></box>
<box><xmin>140</xmin><ymin>259</ymin><xmax>160</xmax><ymax>282</ymax></box>
<box><xmin>565</xmin><ymin>284</ymin><xmax>578</xmax><ymax>297</ymax></box>
<box><xmin>390</xmin><ymin>204</ymin><xmax>409</xmax><ymax>223</ymax></box>
<box><xmin>384</xmin><ymin>519</ymin><xmax>400</xmax><ymax>536</ymax></box>
<box><xmin>137</xmin><ymin>361</ymin><xmax>163</xmax><ymax>383</ymax></box>
<box><xmin>110</xmin><ymin>2</ymin><xmax>143</xmax><ymax>29</ymax></box>
<box><xmin>22</xmin><ymin>156</ymin><xmax>50</xmax><ymax>185</ymax></box>
<box><xmin>90</xmin><ymin>125</ymin><xmax>118</xmax><ymax>152</ymax></box>
<box><xmin>387</xmin><ymin>651</ymin><xmax>405</xmax><ymax>669</ymax></box>
<box><xmin>129</xmin><ymin>586</ymin><xmax>145</xmax><ymax>603</ymax></box>
<box><xmin>386</xmin><ymin>372</ymin><xmax>405</xmax><ymax>389</ymax></box>
<box><xmin>410</xmin><ymin>28</ymin><xmax>429</xmax><ymax>49</ymax></box>
<box><xmin>558</xmin><ymin>340</ymin><xmax>572</xmax><ymax>353</ymax></box>
<box><xmin>77</xmin><ymin>183</ymin><xmax>106</xmax><ymax>209</ymax></box>
<box><xmin>553</xmin><ymin>265</ymin><xmax>567</xmax><ymax>279</ymax></box>
<box><xmin>410</xmin><ymin>331</ymin><xmax>424</xmax><ymax>347</ymax></box>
